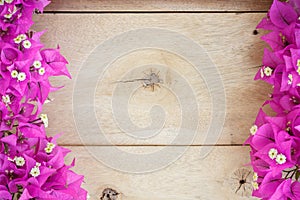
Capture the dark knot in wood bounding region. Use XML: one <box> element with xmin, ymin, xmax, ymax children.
<box><xmin>100</xmin><ymin>188</ymin><xmax>119</xmax><ymax>200</ymax></box>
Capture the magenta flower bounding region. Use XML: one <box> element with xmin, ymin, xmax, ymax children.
<box><xmin>0</xmin><ymin>1</ymin><xmax>87</xmax><ymax>199</ymax></box>
<box><xmin>247</xmin><ymin>0</ymin><xmax>300</xmax><ymax>199</ymax></box>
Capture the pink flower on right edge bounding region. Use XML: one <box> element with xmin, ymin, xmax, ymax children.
<box><xmin>246</xmin><ymin>0</ymin><xmax>300</xmax><ymax>199</ymax></box>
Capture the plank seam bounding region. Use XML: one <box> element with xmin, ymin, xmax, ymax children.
<box><xmin>43</xmin><ymin>10</ymin><xmax>267</xmax><ymax>14</ymax></box>
<box><xmin>61</xmin><ymin>144</ymin><xmax>248</xmax><ymax>147</ymax></box>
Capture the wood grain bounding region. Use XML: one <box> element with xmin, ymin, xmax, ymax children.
<box><xmin>45</xmin><ymin>0</ymin><xmax>272</xmax><ymax>12</ymax></box>
<box><xmin>35</xmin><ymin>2</ymin><xmax>266</xmax><ymax>199</ymax></box>
<box><xmin>32</xmin><ymin>13</ymin><xmax>271</xmax><ymax>145</ymax></box>
<box><xmin>66</xmin><ymin>146</ymin><xmax>257</xmax><ymax>200</ymax></box>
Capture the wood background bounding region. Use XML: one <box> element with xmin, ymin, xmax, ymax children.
<box><xmin>33</xmin><ymin>0</ymin><xmax>272</xmax><ymax>199</ymax></box>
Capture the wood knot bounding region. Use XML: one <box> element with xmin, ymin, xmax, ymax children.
<box><xmin>100</xmin><ymin>188</ymin><xmax>119</xmax><ymax>200</ymax></box>
<box><xmin>227</xmin><ymin>168</ymin><xmax>253</xmax><ymax>197</ymax></box>
<box><xmin>142</xmin><ymin>70</ymin><xmax>163</xmax><ymax>92</ymax></box>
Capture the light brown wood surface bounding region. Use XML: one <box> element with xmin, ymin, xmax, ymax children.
<box><xmin>33</xmin><ymin>13</ymin><xmax>270</xmax><ymax>145</ymax></box>
<box><xmin>66</xmin><ymin>146</ymin><xmax>257</xmax><ymax>200</ymax></box>
<box><xmin>34</xmin><ymin>1</ymin><xmax>272</xmax><ymax>199</ymax></box>
<box><xmin>46</xmin><ymin>0</ymin><xmax>272</xmax><ymax>12</ymax></box>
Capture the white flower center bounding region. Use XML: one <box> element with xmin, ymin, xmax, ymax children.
<box><xmin>253</xmin><ymin>172</ymin><xmax>258</xmax><ymax>181</ymax></box>
<box><xmin>15</xmin><ymin>156</ymin><xmax>25</xmax><ymax>167</ymax></box>
<box><xmin>22</xmin><ymin>40</ymin><xmax>31</xmax><ymax>49</ymax></box>
<box><xmin>40</xmin><ymin>114</ymin><xmax>48</xmax><ymax>127</ymax></box>
<box><xmin>33</xmin><ymin>60</ymin><xmax>42</xmax><ymax>69</ymax></box>
<box><xmin>38</xmin><ymin>67</ymin><xmax>46</xmax><ymax>75</ymax></box>
<box><xmin>17</xmin><ymin>72</ymin><xmax>26</xmax><ymax>82</ymax></box>
<box><xmin>2</xmin><ymin>95</ymin><xmax>10</xmax><ymax>105</ymax></box>
<box><xmin>276</xmin><ymin>154</ymin><xmax>286</xmax><ymax>165</ymax></box>
<box><xmin>30</xmin><ymin>166</ymin><xmax>40</xmax><ymax>177</ymax></box>
<box><xmin>45</xmin><ymin>142</ymin><xmax>56</xmax><ymax>153</ymax></box>
<box><xmin>4</xmin><ymin>13</ymin><xmax>12</xmax><ymax>19</ymax></box>
<box><xmin>11</xmin><ymin>70</ymin><xmax>18</xmax><ymax>78</ymax></box>
<box><xmin>252</xmin><ymin>182</ymin><xmax>259</xmax><ymax>190</ymax></box>
<box><xmin>264</xmin><ymin>67</ymin><xmax>273</xmax><ymax>77</ymax></box>
<box><xmin>250</xmin><ymin>125</ymin><xmax>258</xmax><ymax>135</ymax></box>
<box><xmin>268</xmin><ymin>148</ymin><xmax>278</xmax><ymax>160</ymax></box>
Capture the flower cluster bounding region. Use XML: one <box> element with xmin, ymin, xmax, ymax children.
<box><xmin>246</xmin><ymin>0</ymin><xmax>300</xmax><ymax>199</ymax></box>
<box><xmin>0</xmin><ymin>0</ymin><xmax>87</xmax><ymax>199</ymax></box>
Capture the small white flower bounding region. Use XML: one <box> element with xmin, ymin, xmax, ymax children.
<box><xmin>253</xmin><ymin>172</ymin><xmax>258</xmax><ymax>182</ymax></box>
<box><xmin>11</xmin><ymin>70</ymin><xmax>18</xmax><ymax>78</ymax></box>
<box><xmin>15</xmin><ymin>156</ymin><xmax>25</xmax><ymax>167</ymax></box>
<box><xmin>33</xmin><ymin>60</ymin><xmax>42</xmax><ymax>69</ymax></box>
<box><xmin>35</xmin><ymin>162</ymin><xmax>41</xmax><ymax>167</ymax></box>
<box><xmin>30</xmin><ymin>166</ymin><xmax>40</xmax><ymax>177</ymax></box>
<box><xmin>250</xmin><ymin>125</ymin><xmax>258</xmax><ymax>135</ymax></box>
<box><xmin>38</xmin><ymin>67</ymin><xmax>45</xmax><ymax>75</ymax></box>
<box><xmin>22</xmin><ymin>40</ymin><xmax>31</xmax><ymax>49</ymax></box>
<box><xmin>14</xmin><ymin>34</ymin><xmax>27</xmax><ymax>44</ymax></box>
<box><xmin>17</xmin><ymin>72</ymin><xmax>26</xmax><ymax>82</ymax></box>
<box><xmin>2</xmin><ymin>95</ymin><xmax>10</xmax><ymax>105</ymax></box>
<box><xmin>288</xmin><ymin>74</ymin><xmax>293</xmax><ymax>85</ymax></box>
<box><xmin>4</xmin><ymin>13</ymin><xmax>12</xmax><ymax>19</ymax></box>
<box><xmin>13</xmin><ymin>36</ymin><xmax>22</xmax><ymax>44</ymax></box>
<box><xmin>40</xmin><ymin>114</ymin><xmax>48</xmax><ymax>127</ymax></box>
<box><xmin>47</xmin><ymin>142</ymin><xmax>55</xmax><ymax>149</ymax></box>
<box><xmin>297</xmin><ymin>59</ymin><xmax>300</xmax><ymax>67</ymax></box>
<box><xmin>264</xmin><ymin>67</ymin><xmax>273</xmax><ymax>77</ymax></box>
<box><xmin>0</xmin><ymin>0</ymin><xmax>4</xmax><ymax>6</ymax></box>
<box><xmin>252</xmin><ymin>182</ymin><xmax>259</xmax><ymax>190</ymax></box>
<box><xmin>268</xmin><ymin>148</ymin><xmax>278</xmax><ymax>160</ymax></box>
<box><xmin>5</xmin><ymin>0</ymin><xmax>13</xmax><ymax>3</ymax></box>
<box><xmin>18</xmin><ymin>34</ymin><xmax>26</xmax><ymax>41</ymax></box>
<box><xmin>276</xmin><ymin>153</ymin><xmax>286</xmax><ymax>165</ymax></box>
<box><xmin>44</xmin><ymin>146</ymin><xmax>52</xmax><ymax>153</ymax></box>
<box><xmin>45</xmin><ymin>142</ymin><xmax>55</xmax><ymax>153</ymax></box>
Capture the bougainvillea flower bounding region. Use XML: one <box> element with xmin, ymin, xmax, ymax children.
<box><xmin>247</xmin><ymin>0</ymin><xmax>300</xmax><ymax>199</ymax></box>
<box><xmin>269</xmin><ymin>0</ymin><xmax>298</xmax><ymax>29</ymax></box>
<box><xmin>0</xmin><ymin>1</ymin><xmax>87</xmax><ymax>199</ymax></box>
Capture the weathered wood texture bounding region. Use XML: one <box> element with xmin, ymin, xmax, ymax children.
<box><xmin>45</xmin><ymin>0</ymin><xmax>272</xmax><ymax>12</ymax></box>
<box><xmin>33</xmin><ymin>13</ymin><xmax>270</xmax><ymax>145</ymax></box>
<box><xmin>66</xmin><ymin>146</ymin><xmax>257</xmax><ymax>200</ymax></box>
<box><xmin>35</xmin><ymin>1</ymin><xmax>271</xmax><ymax>199</ymax></box>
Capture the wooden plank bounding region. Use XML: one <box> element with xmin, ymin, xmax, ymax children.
<box><xmin>32</xmin><ymin>13</ymin><xmax>271</xmax><ymax>145</ymax></box>
<box><xmin>45</xmin><ymin>0</ymin><xmax>272</xmax><ymax>12</ymax></box>
<box><xmin>66</xmin><ymin>146</ymin><xmax>257</xmax><ymax>200</ymax></box>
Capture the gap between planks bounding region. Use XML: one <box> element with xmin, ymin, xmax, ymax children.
<box><xmin>45</xmin><ymin>0</ymin><xmax>272</xmax><ymax>12</ymax></box>
<box><xmin>43</xmin><ymin>10</ymin><xmax>268</xmax><ymax>14</ymax></box>
<box><xmin>62</xmin><ymin>144</ymin><xmax>247</xmax><ymax>147</ymax></box>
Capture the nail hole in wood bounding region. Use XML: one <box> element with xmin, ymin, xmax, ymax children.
<box><xmin>253</xmin><ymin>29</ymin><xmax>259</xmax><ymax>35</ymax></box>
<box><xmin>100</xmin><ymin>188</ymin><xmax>119</xmax><ymax>200</ymax></box>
